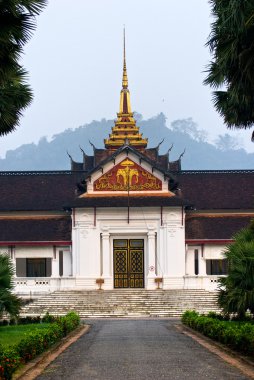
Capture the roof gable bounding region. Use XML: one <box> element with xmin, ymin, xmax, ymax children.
<box><xmin>93</xmin><ymin>158</ymin><xmax>162</xmax><ymax>192</ymax></box>
<box><xmin>84</xmin><ymin>148</ymin><xmax>174</xmax><ymax>195</ymax></box>
<box><xmin>86</xmin><ymin>145</ymin><xmax>174</xmax><ymax>179</ymax></box>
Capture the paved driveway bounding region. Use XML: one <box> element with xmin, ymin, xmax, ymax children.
<box><xmin>36</xmin><ymin>319</ymin><xmax>250</xmax><ymax>380</ymax></box>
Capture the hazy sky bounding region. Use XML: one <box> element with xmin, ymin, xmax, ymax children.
<box><xmin>0</xmin><ymin>0</ymin><xmax>253</xmax><ymax>158</ymax></box>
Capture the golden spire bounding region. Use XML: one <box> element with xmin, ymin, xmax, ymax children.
<box><xmin>122</xmin><ymin>27</ymin><xmax>128</xmax><ymax>89</ymax></box>
<box><xmin>104</xmin><ymin>29</ymin><xmax>148</xmax><ymax>151</ymax></box>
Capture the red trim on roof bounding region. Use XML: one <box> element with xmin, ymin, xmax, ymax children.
<box><xmin>186</xmin><ymin>239</ymin><xmax>234</xmax><ymax>245</ymax></box>
<box><xmin>0</xmin><ymin>241</ymin><xmax>72</xmax><ymax>246</ymax></box>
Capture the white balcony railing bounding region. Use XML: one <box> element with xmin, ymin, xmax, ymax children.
<box><xmin>184</xmin><ymin>275</ymin><xmax>225</xmax><ymax>290</ymax></box>
<box><xmin>14</xmin><ymin>277</ymin><xmax>76</xmax><ymax>295</ymax></box>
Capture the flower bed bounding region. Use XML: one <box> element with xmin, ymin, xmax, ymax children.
<box><xmin>0</xmin><ymin>312</ymin><xmax>80</xmax><ymax>380</ymax></box>
<box><xmin>182</xmin><ymin>311</ymin><xmax>254</xmax><ymax>356</ymax></box>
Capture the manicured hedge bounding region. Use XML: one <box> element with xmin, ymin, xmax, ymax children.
<box><xmin>182</xmin><ymin>310</ymin><xmax>254</xmax><ymax>356</ymax></box>
<box><xmin>0</xmin><ymin>312</ymin><xmax>80</xmax><ymax>380</ymax></box>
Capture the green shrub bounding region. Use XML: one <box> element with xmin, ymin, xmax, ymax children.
<box><xmin>15</xmin><ymin>323</ymin><xmax>64</xmax><ymax>363</ymax></box>
<box><xmin>0</xmin><ymin>312</ymin><xmax>80</xmax><ymax>379</ymax></box>
<box><xmin>17</xmin><ymin>316</ymin><xmax>41</xmax><ymax>325</ymax></box>
<box><xmin>16</xmin><ymin>312</ymin><xmax>80</xmax><ymax>363</ymax></box>
<box><xmin>56</xmin><ymin>312</ymin><xmax>80</xmax><ymax>336</ymax></box>
<box><xmin>207</xmin><ymin>311</ymin><xmax>228</xmax><ymax>321</ymax></box>
<box><xmin>41</xmin><ymin>312</ymin><xmax>57</xmax><ymax>323</ymax></box>
<box><xmin>0</xmin><ymin>321</ymin><xmax>8</xmax><ymax>327</ymax></box>
<box><xmin>182</xmin><ymin>310</ymin><xmax>254</xmax><ymax>355</ymax></box>
<box><xmin>0</xmin><ymin>347</ymin><xmax>21</xmax><ymax>380</ymax></box>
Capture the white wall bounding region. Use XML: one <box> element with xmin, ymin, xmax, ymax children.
<box><xmin>15</xmin><ymin>246</ymin><xmax>54</xmax><ymax>258</ymax></box>
<box><xmin>14</xmin><ymin>245</ymin><xmax>71</xmax><ymax>278</ymax></box>
<box><xmin>72</xmin><ymin>206</ymin><xmax>186</xmax><ymax>289</ymax></box>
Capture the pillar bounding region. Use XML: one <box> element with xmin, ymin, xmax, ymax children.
<box><xmin>102</xmin><ymin>231</ymin><xmax>110</xmax><ymax>277</ymax></box>
<box><xmin>147</xmin><ymin>228</ymin><xmax>156</xmax><ymax>289</ymax></box>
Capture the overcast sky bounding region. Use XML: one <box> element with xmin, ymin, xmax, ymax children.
<box><xmin>0</xmin><ymin>0</ymin><xmax>253</xmax><ymax>158</ymax></box>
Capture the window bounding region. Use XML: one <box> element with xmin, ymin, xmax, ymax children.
<box><xmin>59</xmin><ymin>251</ymin><xmax>63</xmax><ymax>277</ymax></box>
<box><xmin>129</xmin><ymin>240</ymin><xmax>144</xmax><ymax>248</ymax></box>
<box><xmin>16</xmin><ymin>258</ymin><xmax>52</xmax><ymax>277</ymax></box>
<box><xmin>114</xmin><ymin>240</ymin><xmax>127</xmax><ymax>248</ymax></box>
<box><xmin>194</xmin><ymin>249</ymin><xmax>199</xmax><ymax>275</ymax></box>
<box><xmin>27</xmin><ymin>258</ymin><xmax>45</xmax><ymax>277</ymax></box>
<box><xmin>206</xmin><ymin>259</ymin><xmax>228</xmax><ymax>275</ymax></box>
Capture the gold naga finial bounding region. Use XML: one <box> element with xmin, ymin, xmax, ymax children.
<box><xmin>122</xmin><ymin>27</ymin><xmax>128</xmax><ymax>89</ymax></box>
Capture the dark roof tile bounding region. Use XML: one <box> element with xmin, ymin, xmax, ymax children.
<box><xmin>176</xmin><ymin>171</ymin><xmax>254</xmax><ymax>210</ymax></box>
<box><xmin>69</xmin><ymin>195</ymin><xmax>191</xmax><ymax>208</ymax></box>
<box><xmin>186</xmin><ymin>215</ymin><xmax>253</xmax><ymax>240</ymax></box>
<box><xmin>0</xmin><ymin>171</ymin><xmax>83</xmax><ymax>211</ymax></box>
<box><xmin>0</xmin><ymin>217</ymin><xmax>71</xmax><ymax>242</ymax></box>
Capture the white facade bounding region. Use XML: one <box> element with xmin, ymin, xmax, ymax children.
<box><xmin>13</xmin><ymin>222</ymin><xmax>226</xmax><ymax>295</ymax></box>
<box><xmin>72</xmin><ymin>206</ymin><xmax>185</xmax><ymax>289</ymax></box>
<box><xmin>12</xmin><ymin>149</ymin><xmax>229</xmax><ymax>296</ymax></box>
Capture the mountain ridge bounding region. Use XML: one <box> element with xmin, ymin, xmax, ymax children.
<box><xmin>0</xmin><ymin>113</ymin><xmax>253</xmax><ymax>171</ymax></box>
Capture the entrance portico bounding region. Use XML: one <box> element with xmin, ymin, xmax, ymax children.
<box><xmin>71</xmin><ymin>202</ymin><xmax>187</xmax><ymax>290</ymax></box>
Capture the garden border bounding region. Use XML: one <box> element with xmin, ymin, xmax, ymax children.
<box><xmin>13</xmin><ymin>324</ymin><xmax>90</xmax><ymax>380</ymax></box>
<box><xmin>177</xmin><ymin>324</ymin><xmax>254</xmax><ymax>379</ymax></box>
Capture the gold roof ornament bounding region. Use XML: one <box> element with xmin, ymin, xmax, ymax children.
<box><xmin>121</xmin><ymin>158</ymin><xmax>135</xmax><ymax>166</ymax></box>
<box><xmin>122</xmin><ymin>28</ymin><xmax>128</xmax><ymax>89</ymax></box>
<box><xmin>104</xmin><ymin>28</ymin><xmax>148</xmax><ymax>151</ymax></box>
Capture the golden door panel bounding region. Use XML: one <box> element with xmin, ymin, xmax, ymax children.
<box><xmin>114</xmin><ymin>239</ymin><xmax>144</xmax><ymax>288</ymax></box>
<box><xmin>114</xmin><ymin>249</ymin><xmax>128</xmax><ymax>288</ymax></box>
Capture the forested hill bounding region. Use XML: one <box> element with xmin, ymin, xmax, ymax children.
<box><xmin>0</xmin><ymin>113</ymin><xmax>253</xmax><ymax>171</ymax></box>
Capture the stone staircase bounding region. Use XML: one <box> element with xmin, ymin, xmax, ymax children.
<box><xmin>20</xmin><ymin>289</ymin><xmax>220</xmax><ymax>318</ymax></box>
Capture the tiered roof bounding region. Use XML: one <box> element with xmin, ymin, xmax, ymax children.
<box><xmin>0</xmin><ymin>170</ymin><xmax>253</xmax><ymax>242</ymax></box>
<box><xmin>69</xmin><ymin>33</ymin><xmax>182</xmax><ymax>174</ymax></box>
<box><xmin>104</xmin><ymin>30</ymin><xmax>148</xmax><ymax>151</ymax></box>
<box><xmin>0</xmin><ymin>170</ymin><xmax>253</xmax><ymax>211</ymax></box>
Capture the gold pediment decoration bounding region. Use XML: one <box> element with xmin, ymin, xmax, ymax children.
<box><xmin>93</xmin><ymin>159</ymin><xmax>162</xmax><ymax>191</ymax></box>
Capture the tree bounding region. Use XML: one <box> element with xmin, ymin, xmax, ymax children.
<box><xmin>0</xmin><ymin>254</ymin><xmax>21</xmax><ymax>318</ymax></box>
<box><xmin>218</xmin><ymin>221</ymin><xmax>254</xmax><ymax>318</ymax></box>
<box><xmin>205</xmin><ymin>0</ymin><xmax>254</xmax><ymax>140</ymax></box>
<box><xmin>215</xmin><ymin>133</ymin><xmax>242</xmax><ymax>151</ymax></box>
<box><xmin>0</xmin><ymin>0</ymin><xmax>47</xmax><ymax>136</ymax></box>
<box><xmin>171</xmin><ymin>118</ymin><xmax>208</xmax><ymax>142</ymax></box>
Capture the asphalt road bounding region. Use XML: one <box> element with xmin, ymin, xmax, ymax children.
<box><xmin>36</xmin><ymin>319</ymin><xmax>250</xmax><ymax>380</ymax></box>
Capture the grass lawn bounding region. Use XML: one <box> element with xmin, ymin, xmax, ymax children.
<box><xmin>0</xmin><ymin>324</ymin><xmax>50</xmax><ymax>348</ymax></box>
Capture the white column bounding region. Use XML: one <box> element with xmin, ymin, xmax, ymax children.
<box><xmin>102</xmin><ymin>231</ymin><xmax>110</xmax><ymax>277</ymax></box>
<box><xmin>51</xmin><ymin>249</ymin><xmax>59</xmax><ymax>277</ymax></box>
<box><xmin>10</xmin><ymin>246</ymin><xmax>16</xmax><ymax>275</ymax></box>
<box><xmin>199</xmin><ymin>247</ymin><xmax>207</xmax><ymax>276</ymax></box>
<box><xmin>157</xmin><ymin>228</ymin><xmax>164</xmax><ymax>277</ymax></box>
<box><xmin>147</xmin><ymin>229</ymin><xmax>156</xmax><ymax>289</ymax></box>
<box><xmin>72</xmin><ymin>228</ymin><xmax>79</xmax><ymax>276</ymax></box>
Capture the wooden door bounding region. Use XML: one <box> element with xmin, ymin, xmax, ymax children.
<box><xmin>113</xmin><ymin>239</ymin><xmax>144</xmax><ymax>288</ymax></box>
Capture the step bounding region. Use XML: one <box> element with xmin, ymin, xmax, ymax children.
<box><xmin>20</xmin><ymin>289</ymin><xmax>220</xmax><ymax>318</ymax></box>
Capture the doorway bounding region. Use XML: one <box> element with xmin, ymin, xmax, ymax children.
<box><xmin>113</xmin><ymin>239</ymin><xmax>144</xmax><ymax>288</ymax></box>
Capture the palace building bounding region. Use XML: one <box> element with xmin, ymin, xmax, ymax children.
<box><xmin>1</xmin><ymin>36</ymin><xmax>254</xmax><ymax>297</ymax></box>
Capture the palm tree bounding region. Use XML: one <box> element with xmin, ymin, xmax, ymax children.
<box><xmin>205</xmin><ymin>0</ymin><xmax>254</xmax><ymax>140</ymax></box>
<box><xmin>0</xmin><ymin>0</ymin><xmax>47</xmax><ymax>136</ymax></box>
<box><xmin>0</xmin><ymin>254</ymin><xmax>21</xmax><ymax>318</ymax></box>
<box><xmin>218</xmin><ymin>221</ymin><xmax>254</xmax><ymax>318</ymax></box>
